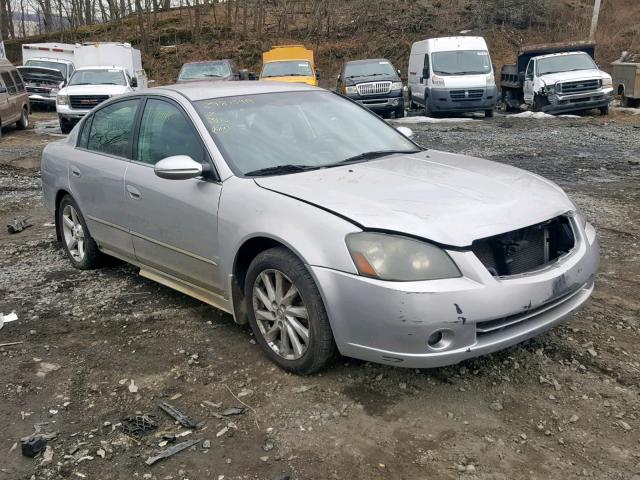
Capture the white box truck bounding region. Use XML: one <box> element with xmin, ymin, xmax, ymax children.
<box><xmin>18</xmin><ymin>43</ymin><xmax>79</xmax><ymax>106</ymax></box>
<box><xmin>407</xmin><ymin>36</ymin><xmax>497</xmax><ymax>117</ymax></box>
<box><xmin>55</xmin><ymin>43</ymin><xmax>148</xmax><ymax>133</ymax></box>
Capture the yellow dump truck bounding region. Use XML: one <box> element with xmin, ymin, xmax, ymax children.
<box><xmin>260</xmin><ymin>45</ymin><xmax>318</xmax><ymax>86</ymax></box>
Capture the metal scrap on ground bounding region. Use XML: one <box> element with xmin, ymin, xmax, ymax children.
<box><xmin>7</xmin><ymin>217</ymin><xmax>33</xmax><ymax>234</ymax></box>
<box><xmin>158</xmin><ymin>401</ymin><xmax>203</xmax><ymax>429</ymax></box>
<box><xmin>145</xmin><ymin>438</ymin><xmax>200</xmax><ymax>466</ymax></box>
<box><xmin>119</xmin><ymin>415</ymin><xmax>158</xmax><ymax>437</ymax></box>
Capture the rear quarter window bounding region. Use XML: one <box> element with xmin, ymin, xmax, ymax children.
<box><xmin>10</xmin><ymin>70</ymin><xmax>25</xmax><ymax>91</ymax></box>
<box><xmin>0</xmin><ymin>71</ymin><xmax>17</xmax><ymax>94</ymax></box>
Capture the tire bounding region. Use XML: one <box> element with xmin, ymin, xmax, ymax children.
<box><xmin>599</xmin><ymin>105</ymin><xmax>609</xmax><ymax>116</ymax></box>
<box><xmin>57</xmin><ymin>195</ymin><xmax>105</xmax><ymax>270</ymax></box>
<box><xmin>395</xmin><ymin>107</ymin><xmax>405</xmax><ymax>118</ymax></box>
<box><xmin>424</xmin><ymin>97</ymin><xmax>432</xmax><ymax>117</ymax></box>
<box><xmin>532</xmin><ymin>94</ymin><xmax>548</xmax><ymax>113</ymax></box>
<box><xmin>245</xmin><ymin>247</ymin><xmax>337</xmax><ymax>374</ymax></box>
<box><xmin>484</xmin><ymin>109</ymin><xmax>494</xmax><ymax>118</ymax></box>
<box><xmin>16</xmin><ymin>107</ymin><xmax>29</xmax><ymax>129</ymax></box>
<box><xmin>59</xmin><ymin>117</ymin><xmax>73</xmax><ymax>134</ymax></box>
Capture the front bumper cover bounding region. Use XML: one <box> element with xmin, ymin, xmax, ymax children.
<box><xmin>311</xmin><ymin>218</ymin><xmax>599</xmax><ymax>369</ymax></box>
<box><xmin>543</xmin><ymin>87</ymin><xmax>614</xmax><ymax>114</ymax></box>
<box><xmin>57</xmin><ymin>104</ymin><xmax>90</xmax><ymax>120</ymax></box>
<box><xmin>429</xmin><ymin>86</ymin><xmax>498</xmax><ymax>112</ymax></box>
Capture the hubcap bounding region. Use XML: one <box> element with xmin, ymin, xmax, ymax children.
<box><xmin>61</xmin><ymin>204</ymin><xmax>85</xmax><ymax>262</ymax></box>
<box><xmin>252</xmin><ymin>269</ymin><xmax>310</xmax><ymax>360</ymax></box>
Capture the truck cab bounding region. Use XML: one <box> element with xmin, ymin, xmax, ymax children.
<box><xmin>408</xmin><ymin>36</ymin><xmax>497</xmax><ymax>117</ymax></box>
<box><xmin>260</xmin><ymin>45</ymin><xmax>319</xmax><ymax>87</ymax></box>
<box><xmin>522</xmin><ymin>51</ymin><xmax>613</xmax><ymax>114</ymax></box>
<box><xmin>336</xmin><ymin>59</ymin><xmax>404</xmax><ymax>118</ymax></box>
<box><xmin>56</xmin><ymin>66</ymin><xmax>140</xmax><ymax>133</ymax></box>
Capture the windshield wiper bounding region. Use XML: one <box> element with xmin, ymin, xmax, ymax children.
<box><xmin>99</xmin><ymin>82</ymin><xmax>120</xmax><ymax>85</ymax></box>
<box><xmin>71</xmin><ymin>82</ymin><xmax>91</xmax><ymax>85</ymax></box>
<box><xmin>245</xmin><ymin>164</ymin><xmax>319</xmax><ymax>177</ymax></box>
<box><xmin>327</xmin><ymin>149</ymin><xmax>422</xmax><ymax>167</ymax></box>
<box><xmin>204</xmin><ymin>74</ymin><xmax>223</xmax><ymax>77</ymax></box>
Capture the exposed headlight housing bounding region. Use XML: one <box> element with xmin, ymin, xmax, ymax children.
<box><xmin>346</xmin><ymin>232</ymin><xmax>461</xmax><ymax>281</ymax></box>
<box><xmin>56</xmin><ymin>94</ymin><xmax>69</xmax><ymax>105</ymax></box>
<box><xmin>431</xmin><ymin>75</ymin><xmax>445</xmax><ymax>87</ymax></box>
<box><xmin>391</xmin><ymin>81</ymin><xmax>403</xmax><ymax>91</ymax></box>
<box><xmin>345</xmin><ymin>85</ymin><xmax>358</xmax><ymax>95</ymax></box>
<box><xmin>50</xmin><ymin>87</ymin><xmax>59</xmax><ymax>95</ymax></box>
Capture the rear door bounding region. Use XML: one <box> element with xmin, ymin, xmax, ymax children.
<box><xmin>124</xmin><ymin>96</ymin><xmax>223</xmax><ymax>292</ymax></box>
<box><xmin>0</xmin><ymin>70</ymin><xmax>19</xmax><ymax>123</ymax></box>
<box><xmin>70</xmin><ymin>98</ymin><xmax>141</xmax><ymax>258</ymax></box>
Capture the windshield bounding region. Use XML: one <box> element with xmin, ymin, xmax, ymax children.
<box><xmin>261</xmin><ymin>61</ymin><xmax>313</xmax><ymax>78</ymax></box>
<box><xmin>69</xmin><ymin>69</ymin><xmax>127</xmax><ymax>86</ymax></box>
<box><xmin>431</xmin><ymin>50</ymin><xmax>492</xmax><ymax>76</ymax></box>
<box><xmin>25</xmin><ymin>60</ymin><xmax>68</xmax><ymax>78</ymax></box>
<box><xmin>178</xmin><ymin>62</ymin><xmax>232</xmax><ymax>80</ymax></box>
<box><xmin>344</xmin><ymin>60</ymin><xmax>397</xmax><ymax>79</ymax></box>
<box><xmin>195</xmin><ymin>91</ymin><xmax>420</xmax><ymax>176</ymax></box>
<box><xmin>537</xmin><ymin>53</ymin><xmax>597</xmax><ymax>75</ymax></box>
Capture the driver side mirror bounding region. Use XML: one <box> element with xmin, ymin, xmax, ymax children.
<box><xmin>130</xmin><ymin>77</ymin><xmax>138</xmax><ymax>88</ymax></box>
<box><xmin>396</xmin><ymin>126</ymin><xmax>414</xmax><ymax>138</ymax></box>
<box><xmin>154</xmin><ymin>155</ymin><xmax>203</xmax><ymax>180</ymax></box>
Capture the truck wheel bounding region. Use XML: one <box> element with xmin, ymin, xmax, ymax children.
<box><xmin>16</xmin><ymin>107</ymin><xmax>29</xmax><ymax>130</ymax></box>
<box><xmin>424</xmin><ymin>98</ymin><xmax>432</xmax><ymax>117</ymax></box>
<box><xmin>59</xmin><ymin>117</ymin><xmax>73</xmax><ymax>134</ymax></box>
<box><xmin>484</xmin><ymin>109</ymin><xmax>494</xmax><ymax>118</ymax></box>
<box><xmin>532</xmin><ymin>94</ymin><xmax>548</xmax><ymax>113</ymax></box>
<box><xmin>599</xmin><ymin>105</ymin><xmax>609</xmax><ymax>116</ymax></box>
<box><xmin>395</xmin><ymin>107</ymin><xmax>405</xmax><ymax>118</ymax></box>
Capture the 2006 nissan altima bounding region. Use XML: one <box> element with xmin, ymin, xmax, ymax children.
<box><xmin>41</xmin><ymin>82</ymin><xmax>599</xmax><ymax>374</ymax></box>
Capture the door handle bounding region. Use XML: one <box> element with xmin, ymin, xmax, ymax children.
<box><xmin>126</xmin><ymin>185</ymin><xmax>141</xmax><ymax>200</ymax></box>
<box><xmin>71</xmin><ymin>167</ymin><xmax>81</xmax><ymax>177</ymax></box>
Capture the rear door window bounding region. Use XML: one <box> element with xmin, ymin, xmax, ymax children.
<box><xmin>1</xmin><ymin>71</ymin><xmax>17</xmax><ymax>94</ymax></box>
<box><xmin>87</xmin><ymin>99</ymin><xmax>141</xmax><ymax>158</ymax></box>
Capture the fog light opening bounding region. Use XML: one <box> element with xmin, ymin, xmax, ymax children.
<box><xmin>427</xmin><ymin>329</ymin><xmax>454</xmax><ymax>351</ymax></box>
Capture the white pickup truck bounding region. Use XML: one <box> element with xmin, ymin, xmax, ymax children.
<box><xmin>500</xmin><ymin>41</ymin><xmax>613</xmax><ymax>115</ymax></box>
<box><xmin>55</xmin><ymin>43</ymin><xmax>147</xmax><ymax>133</ymax></box>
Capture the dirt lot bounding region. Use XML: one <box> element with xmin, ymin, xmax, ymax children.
<box><xmin>1</xmin><ymin>109</ymin><xmax>639</xmax><ymax>480</ymax></box>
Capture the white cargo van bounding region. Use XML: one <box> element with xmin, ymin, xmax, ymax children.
<box><xmin>408</xmin><ymin>36</ymin><xmax>497</xmax><ymax>117</ymax></box>
<box><xmin>55</xmin><ymin>43</ymin><xmax>148</xmax><ymax>133</ymax></box>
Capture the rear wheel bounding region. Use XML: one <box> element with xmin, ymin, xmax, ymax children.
<box><xmin>245</xmin><ymin>247</ymin><xmax>336</xmax><ymax>374</ymax></box>
<box><xmin>58</xmin><ymin>195</ymin><xmax>105</xmax><ymax>269</ymax></box>
<box><xmin>484</xmin><ymin>109</ymin><xmax>494</xmax><ymax>118</ymax></box>
<box><xmin>16</xmin><ymin>107</ymin><xmax>29</xmax><ymax>129</ymax></box>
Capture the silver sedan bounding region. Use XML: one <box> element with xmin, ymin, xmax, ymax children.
<box><xmin>40</xmin><ymin>82</ymin><xmax>599</xmax><ymax>374</ymax></box>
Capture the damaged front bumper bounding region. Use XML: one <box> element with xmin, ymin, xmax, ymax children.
<box><xmin>311</xmin><ymin>219</ymin><xmax>599</xmax><ymax>369</ymax></box>
<box><xmin>542</xmin><ymin>87</ymin><xmax>614</xmax><ymax>114</ymax></box>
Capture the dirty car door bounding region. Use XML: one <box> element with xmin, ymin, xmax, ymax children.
<box><xmin>70</xmin><ymin>98</ymin><xmax>141</xmax><ymax>258</ymax></box>
<box><xmin>124</xmin><ymin>97</ymin><xmax>223</xmax><ymax>292</ymax></box>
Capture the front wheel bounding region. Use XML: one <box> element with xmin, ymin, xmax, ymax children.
<box><xmin>599</xmin><ymin>105</ymin><xmax>609</xmax><ymax>116</ymax></box>
<box><xmin>59</xmin><ymin>117</ymin><xmax>73</xmax><ymax>134</ymax></box>
<box><xmin>245</xmin><ymin>247</ymin><xmax>336</xmax><ymax>374</ymax></box>
<box><xmin>484</xmin><ymin>109</ymin><xmax>494</xmax><ymax>118</ymax></box>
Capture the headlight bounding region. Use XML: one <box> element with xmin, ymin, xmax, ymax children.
<box><xmin>431</xmin><ymin>75</ymin><xmax>445</xmax><ymax>87</ymax></box>
<box><xmin>56</xmin><ymin>94</ymin><xmax>69</xmax><ymax>105</ymax></box>
<box><xmin>50</xmin><ymin>87</ymin><xmax>59</xmax><ymax>95</ymax></box>
<box><xmin>543</xmin><ymin>83</ymin><xmax>555</xmax><ymax>95</ymax></box>
<box><xmin>486</xmin><ymin>74</ymin><xmax>495</xmax><ymax>87</ymax></box>
<box><xmin>345</xmin><ymin>86</ymin><xmax>358</xmax><ymax>95</ymax></box>
<box><xmin>391</xmin><ymin>81</ymin><xmax>403</xmax><ymax>91</ymax></box>
<box><xmin>346</xmin><ymin>232</ymin><xmax>461</xmax><ymax>281</ymax></box>
<box><xmin>602</xmin><ymin>77</ymin><xmax>612</xmax><ymax>88</ymax></box>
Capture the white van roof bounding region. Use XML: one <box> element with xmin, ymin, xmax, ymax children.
<box><xmin>412</xmin><ymin>36</ymin><xmax>489</xmax><ymax>53</ymax></box>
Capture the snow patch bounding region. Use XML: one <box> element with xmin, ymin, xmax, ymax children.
<box><xmin>509</xmin><ymin>111</ymin><xmax>581</xmax><ymax>119</ymax></box>
<box><xmin>392</xmin><ymin>116</ymin><xmax>474</xmax><ymax>124</ymax></box>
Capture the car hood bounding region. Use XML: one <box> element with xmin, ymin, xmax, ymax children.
<box><xmin>439</xmin><ymin>74</ymin><xmax>489</xmax><ymax>89</ymax></box>
<box><xmin>177</xmin><ymin>76</ymin><xmax>233</xmax><ymax>83</ymax></box>
<box><xmin>59</xmin><ymin>84</ymin><xmax>130</xmax><ymax>96</ymax></box>
<box><xmin>17</xmin><ymin>66</ymin><xmax>65</xmax><ymax>84</ymax></box>
<box><xmin>539</xmin><ymin>68</ymin><xmax>610</xmax><ymax>85</ymax></box>
<box><xmin>344</xmin><ymin>75</ymin><xmax>399</xmax><ymax>86</ymax></box>
<box><xmin>254</xmin><ymin>151</ymin><xmax>574</xmax><ymax>247</ymax></box>
<box><xmin>261</xmin><ymin>76</ymin><xmax>317</xmax><ymax>86</ymax></box>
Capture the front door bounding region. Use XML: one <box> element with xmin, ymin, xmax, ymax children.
<box><xmin>523</xmin><ymin>59</ymin><xmax>535</xmax><ymax>105</ymax></box>
<box><xmin>69</xmin><ymin>98</ymin><xmax>141</xmax><ymax>258</ymax></box>
<box><xmin>0</xmin><ymin>70</ymin><xmax>19</xmax><ymax>123</ymax></box>
<box><xmin>124</xmin><ymin>97</ymin><xmax>223</xmax><ymax>292</ymax></box>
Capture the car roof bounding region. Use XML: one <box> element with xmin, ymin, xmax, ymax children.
<box><xmin>154</xmin><ymin>81</ymin><xmax>319</xmax><ymax>101</ymax></box>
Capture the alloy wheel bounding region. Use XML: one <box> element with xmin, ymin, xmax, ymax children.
<box><xmin>252</xmin><ymin>269</ymin><xmax>310</xmax><ymax>360</ymax></box>
<box><xmin>61</xmin><ymin>204</ymin><xmax>85</xmax><ymax>262</ymax></box>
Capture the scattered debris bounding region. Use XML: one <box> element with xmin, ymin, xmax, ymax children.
<box><xmin>263</xmin><ymin>439</ymin><xmax>274</xmax><ymax>452</ymax></box>
<box><xmin>0</xmin><ymin>311</ymin><xmax>18</xmax><ymax>330</ymax></box>
<box><xmin>96</xmin><ymin>448</ymin><xmax>106</xmax><ymax>458</ymax></box>
<box><xmin>128</xmin><ymin>379</ymin><xmax>139</xmax><ymax>393</ymax></box>
<box><xmin>202</xmin><ymin>400</ymin><xmax>222</xmax><ymax>409</ymax></box>
<box><xmin>170</xmin><ymin>393</ymin><xmax>183</xmax><ymax>400</ymax></box>
<box><xmin>159</xmin><ymin>402</ymin><xmax>203</xmax><ymax>429</ymax></box>
<box><xmin>202</xmin><ymin>439</ymin><xmax>211</xmax><ymax>449</ymax></box>
<box><xmin>145</xmin><ymin>438</ymin><xmax>200</xmax><ymax>466</ymax></box>
<box><xmin>292</xmin><ymin>385</ymin><xmax>315</xmax><ymax>394</ymax></box>
<box><xmin>21</xmin><ymin>435</ymin><xmax>48</xmax><ymax>458</ymax></box>
<box><xmin>36</xmin><ymin>361</ymin><xmax>61</xmax><ymax>378</ymax></box>
<box><xmin>216</xmin><ymin>427</ymin><xmax>229</xmax><ymax>438</ymax></box>
<box><xmin>119</xmin><ymin>415</ymin><xmax>158</xmax><ymax>437</ymax></box>
<box><xmin>221</xmin><ymin>407</ymin><xmax>245</xmax><ymax>417</ymax></box>
<box><xmin>7</xmin><ymin>217</ymin><xmax>32</xmax><ymax>234</ymax></box>
<box><xmin>42</xmin><ymin>445</ymin><xmax>54</xmax><ymax>463</ymax></box>
<box><xmin>0</xmin><ymin>341</ymin><xmax>25</xmax><ymax>347</ymax></box>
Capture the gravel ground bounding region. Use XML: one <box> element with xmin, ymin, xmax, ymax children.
<box><xmin>1</xmin><ymin>111</ymin><xmax>639</xmax><ymax>480</ymax></box>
